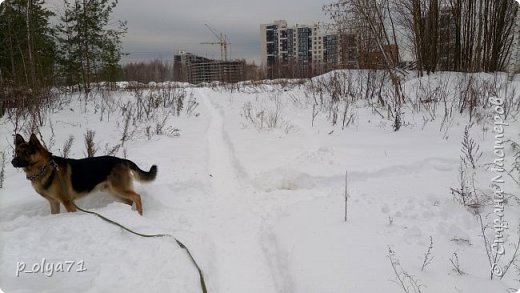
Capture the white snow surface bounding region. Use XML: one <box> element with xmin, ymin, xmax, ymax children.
<box><xmin>1</xmin><ymin>71</ymin><xmax>520</xmax><ymax>293</ymax></box>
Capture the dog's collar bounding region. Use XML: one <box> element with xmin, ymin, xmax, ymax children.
<box><xmin>26</xmin><ymin>160</ymin><xmax>58</xmax><ymax>181</ymax></box>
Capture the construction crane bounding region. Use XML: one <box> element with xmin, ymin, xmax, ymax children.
<box><xmin>200</xmin><ymin>24</ymin><xmax>230</xmax><ymax>61</ymax></box>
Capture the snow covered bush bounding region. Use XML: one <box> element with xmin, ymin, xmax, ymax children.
<box><xmin>84</xmin><ymin>130</ymin><xmax>98</xmax><ymax>158</ymax></box>
<box><xmin>451</xmin><ymin>126</ymin><xmax>485</xmax><ymax>208</ymax></box>
<box><xmin>241</xmin><ymin>93</ymin><xmax>294</xmax><ymax>132</ymax></box>
<box><xmin>387</xmin><ymin>247</ymin><xmax>424</xmax><ymax>293</ymax></box>
<box><xmin>60</xmin><ymin>135</ymin><xmax>75</xmax><ymax>158</ymax></box>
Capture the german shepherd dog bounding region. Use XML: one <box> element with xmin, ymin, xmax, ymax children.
<box><xmin>11</xmin><ymin>134</ymin><xmax>157</xmax><ymax>215</ymax></box>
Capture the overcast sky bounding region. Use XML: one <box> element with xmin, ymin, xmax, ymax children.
<box><xmin>102</xmin><ymin>0</ymin><xmax>331</xmax><ymax>64</ymax></box>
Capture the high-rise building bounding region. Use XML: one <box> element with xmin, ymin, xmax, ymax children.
<box><xmin>323</xmin><ymin>34</ymin><xmax>338</xmax><ymax>70</ymax></box>
<box><xmin>260</xmin><ymin>20</ymin><xmax>288</xmax><ymax>67</ymax></box>
<box><xmin>260</xmin><ymin>19</ymin><xmax>398</xmax><ymax>77</ymax></box>
<box><xmin>260</xmin><ymin>20</ymin><xmax>337</xmax><ymax>77</ymax></box>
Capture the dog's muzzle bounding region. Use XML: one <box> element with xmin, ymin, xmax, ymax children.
<box><xmin>11</xmin><ymin>157</ymin><xmax>30</xmax><ymax>168</ymax></box>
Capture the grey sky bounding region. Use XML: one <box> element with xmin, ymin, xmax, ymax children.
<box><xmin>108</xmin><ymin>0</ymin><xmax>330</xmax><ymax>64</ymax></box>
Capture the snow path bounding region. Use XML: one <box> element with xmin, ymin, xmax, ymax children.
<box><xmin>201</xmin><ymin>91</ymin><xmax>277</xmax><ymax>293</ymax></box>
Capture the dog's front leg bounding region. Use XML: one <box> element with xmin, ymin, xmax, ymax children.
<box><xmin>48</xmin><ymin>199</ymin><xmax>60</xmax><ymax>214</ymax></box>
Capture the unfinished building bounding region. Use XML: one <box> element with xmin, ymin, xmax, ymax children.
<box><xmin>173</xmin><ymin>51</ymin><xmax>245</xmax><ymax>84</ymax></box>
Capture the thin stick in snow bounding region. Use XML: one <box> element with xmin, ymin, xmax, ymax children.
<box><xmin>345</xmin><ymin>170</ymin><xmax>348</xmax><ymax>222</ymax></box>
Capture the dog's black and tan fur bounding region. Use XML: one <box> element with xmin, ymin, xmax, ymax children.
<box><xmin>11</xmin><ymin>134</ymin><xmax>157</xmax><ymax>215</ymax></box>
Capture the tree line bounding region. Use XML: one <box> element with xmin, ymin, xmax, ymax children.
<box><xmin>0</xmin><ymin>0</ymin><xmax>263</xmax><ymax>91</ymax></box>
<box><xmin>1</xmin><ymin>0</ymin><xmax>517</xmax><ymax>96</ymax></box>
<box><xmin>324</xmin><ymin>0</ymin><xmax>519</xmax><ymax>75</ymax></box>
<box><xmin>123</xmin><ymin>60</ymin><xmax>173</xmax><ymax>83</ymax></box>
<box><xmin>0</xmin><ymin>0</ymin><xmax>126</xmax><ymax>97</ymax></box>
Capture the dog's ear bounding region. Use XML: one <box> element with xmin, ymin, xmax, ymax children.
<box><xmin>29</xmin><ymin>133</ymin><xmax>43</xmax><ymax>149</ymax></box>
<box><xmin>15</xmin><ymin>134</ymin><xmax>26</xmax><ymax>145</ymax></box>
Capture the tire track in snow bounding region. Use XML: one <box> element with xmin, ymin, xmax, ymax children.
<box><xmin>201</xmin><ymin>91</ymin><xmax>277</xmax><ymax>293</ymax></box>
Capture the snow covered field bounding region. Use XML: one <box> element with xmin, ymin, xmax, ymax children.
<box><xmin>1</xmin><ymin>71</ymin><xmax>519</xmax><ymax>292</ymax></box>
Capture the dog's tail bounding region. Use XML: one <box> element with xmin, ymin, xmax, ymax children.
<box><xmin>127</xmin><ymin>160</ymin><xmax>157</xmax><ymax>182</ymax></box>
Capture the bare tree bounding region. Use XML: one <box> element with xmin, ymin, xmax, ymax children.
<box><xmin>324</xmin><ymin>0</ymin><xmax>405</xmax><ymax>130</ymax></box>
<box><xmin>393</xmin><ymin>0</ymin><xmax>518</xmax><ymax>73</ymax></box>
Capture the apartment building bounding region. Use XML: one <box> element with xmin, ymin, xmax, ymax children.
<box><xmin>260</xmin><ymin>20</ymin><xmax>337</xmax><ymax>77</ymax></box>
<box><xmin>260</xmin><ymin>20</ymin><xmax>288</xmax><ymax>67</ymax></box>
<box><xmin>260</xmin><ymin>20</ymin><xmax>398</xmax><ymax>77</ymax></box>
